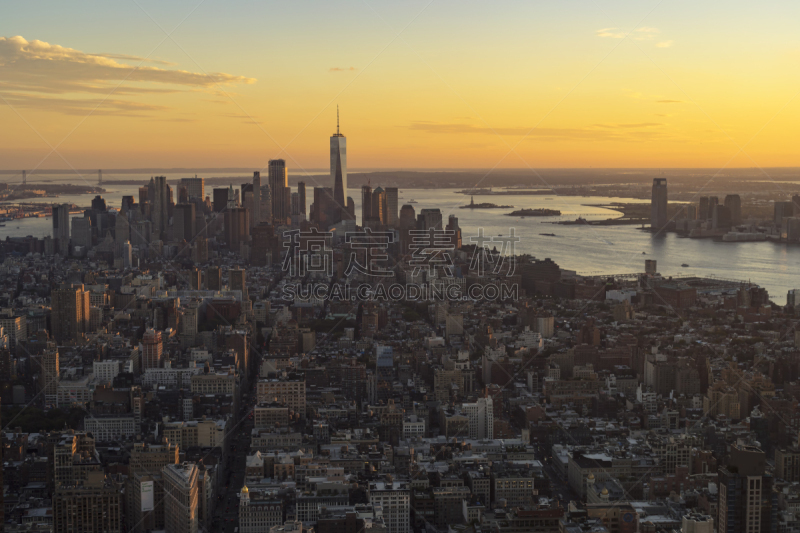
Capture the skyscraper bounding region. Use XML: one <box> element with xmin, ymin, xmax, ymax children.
<box><xmin>224</xmin><ymin>207</ymin><xmax>249</xmax><ymax>251</ymax></box>
<box><xmin>206</xmin><ymin>266</ymin><xmax>221</xmax><ymax>291</ymax></box>
<box><xmin>717</xmin><ymin>444</ymin><xmax>774</xmax><ymax>533</ymax></box>
<box><xmin>71</xmin><ymin>216</ymin><xmax>92</xmax><ymax>250</ymax></box>
<box><xmin>41</xmin><ymin>343</ymin><xmax>60</xmax><ymax>405</ymax></box>
<box><xmin>252</xmin><ymin>171</ymin><xmax>261</xmax><ymax>226</ymax></box>
<box><xmin>269</xmin><ymin>159</ymin><xmax>288</xmax><ymax>224</ymax></box>
<box><xmin>462</xmin><ymin>396</ymin><xmax>493</xmax><ymax>440</ymax></box>
<box><xmin>52</xmin><ymin>203</ymin><xmax>71</xmax><ymax>256</ymax></box>
<box><xmin>229</xmin><ymin>267</ymin><xmax>247</xmax><ymax>300</ymax></box>
<box><xmin>51</xmin><ymin>283</ymin><xmax>90</xmax><ymax>343</ymax></box>
<box><xmin>212</xmin><ymin>188</ymin><xmax>229</xmax><ymax>213</ymax></box>
<box><xmin>650</xmin><ymin>178</ymin><xmax>668</xmax><ymax>231</ymax></box>
<box><xmin>297</xmin><ymin>181</ymin><xmax>306</xmax><ymax>218</ymax></box>
<box><xmin>53</xmin><ymin>472</ymin><xmax>122</xmax><ymax>533</ymax></box>
<box><xmin>150</xmin><ymin>176</ymin><xmax>169</xmax><ymax>238</ymax></box>
<box><xmin>361</xmin><ymin>185</ymin><xmax>373</xmax><ymax>224</ymax></box>
<box><xmin>163</xmin><ymin>462</ymin><xmax>199</xmax><ymax>533</ymax></box>
<box><xmin>385</xmin><ymin>187</ymin><xmax>398</xmax><ymax>226</ymax></box>
<box><xmin>724</xmin><ymin>194</ymin><xmax>742</xmax><ymax>226</ymax></box>
<box><xmin>372</xmin><ymin>186</ymin><xmax>386</xmax><ymax>224</ymax></box>
<box><xmin>142</xmin><ymin>328</ymin><xmax>163</xmax><ymax>370</ymax></box>
<box><xmin>774</xmin><ymin>201</ymin><xmax>794</xmax><ymax>226</ymax></box>
<box><xmin>418</xmin><ymin>208</ymin><xmax>443</xmax><ymax>231</ymax></box>
<box><xmin>173</xmin><ymin>203</ymin><xmax>196</xmax><ymax>242</ymax></box>
<box><xmin>331</xmin><ymin>107</ymin><xmax>347</xmax><ymax>212</ymax></box>
<box><xmin>178</xmin><ymin>177</ymin><xmax>204</xmax><ymax>201</ymax></box>
<box><xmin>699</xmin><ymin>196</ymin><xmax>710</xmax><ymax>220</ymax></box>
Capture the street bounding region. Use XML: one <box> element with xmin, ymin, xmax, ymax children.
<box><xmin>211</xmin><ymin>382</ymin><xmax>257</xmax><ymax>533</ymax></box>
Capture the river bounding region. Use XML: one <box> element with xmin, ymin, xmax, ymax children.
<box><xmin>2</xmin><ymin>173</ymin><xmax>797</xmax><ymax>304</ymax></box>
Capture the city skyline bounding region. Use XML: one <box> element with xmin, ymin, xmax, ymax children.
<box><xmin>5</xmin><ymin>1</ymin><xmax>800</xmax><ymax>171</ymax></box>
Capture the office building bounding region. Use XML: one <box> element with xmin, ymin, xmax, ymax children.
<box><xmin>240</xmin><ymin>486</ymin><xmax>283</xmax><ymax>533</ymax></box>
<box><xmin>179</xmin><ymin>177</ymin><xmax>205</xmax><ymax>201</ymax></box>
<box><xmin>717</xmin><ymin>444</ymin><xmax>774</xmax><ymax>533</ymax></box>
<box><xmin>40</xmin><ymin>344</ymin><xmax>60</xmax><ymax>405</ymax></box>
<box><xmin>462</xmin><ymin>396</ymin><xmax>494</xmax><ymax>440</ymax></box>
<box><xmin>225</xmin><ymin>207</ymin><xmax>250</xmax><ymax>251</ymax></box>
<box><xmin>53</xmin><ymin>203</ymin><xmax>71</xmax><ymax>255</ymax></box>
<box><xmin>53</xmin><ymin>472</ymin><xmax>122</xmax><ymax>533</ymax></box>
<box><xmin>725</xmin><ymin>194</ymin><xmax>742</xmax><ymax>226</ymax></box>
<box><xmin>163</xmin><ymin>462</ymin><xmax>199</xmax><ymax>533</ymax></box>
<box><xmin>297</xmin><ymin>181</ymin><xmax>307</xmax><ymax>218</ymax></box>
<box><xmin>206</xmin><ymin>266</ymin><xmax>222</xmax><ymax>291</ymax></box>
<box><xmin>269</xmin><ymin>159</ymin><xmax>288</xmax><ymax>224</ymax></box>
<box><xmin>51</xmin><ymin>283</ymin><xmax>90</xmax><ymax>343</ymax></box>
<box><xmin>385</xmin><ymin>187</ymin><xmax>398</xmax><ymax>226</ymax></box>
<box><xmin>142</xmin><ymin>328</ymin><xmax>163</xmax><ymax>370</ymax></box>
<box><xmin>256</xmin><ymin>378</ymin><xmax>306</xmax><ymax>416</ymax></box>
<box><xmin>775</xmin><ymin>201</ymin><xmax>794</xmax><ymax>226</ymax></box>
<box><xmin>312</xmin><ymin>187</ymin><xmax>336</xmax><ymax>229</ymax></box>
<box><xmin>372</xmin><ymin>186</ymin><xmax>386</xmax><ymax>224</ymax></box>
<box><xmin>712</xmin><ymin>204</ymin><xmax>732</xmax><ymax>230</ymax></box>
<box><xmin>71</xmin><ymin>216</ymin><xmax>92</xmax><ymax>251</ymax></box>
<box><xmin>368</xmin><ymin>481</ymin><xmax>409</xmax><ymax>533</ymax></box>
<box><xmin>150</xmin><ymin>175</ymin><xmax>169</xmax><ymax>238</ymax></box>
<box><xmin>699</xmin><ymin>197</ymin><xmax>710</xmax><ymax>220</ymax></box>
<box><xmin>291</xmin><ymin>192</ymin><xmax>300</xmax><ymax>216</ymax></box>
<box><xmin>418</xmin><ymin>208</ymin><xmax>443</xmax><ymax>231</ymax></box>
<box><xmin>650</xmin><ymin>178</ymin><xmax>668</xmax><ymax>231</ymax></box>
<box><xmin>0</xmin><ymin>315</ymin><xmax>27</xmax><ymax>345</ymax></box>
<box><xmin>331</xmin><ymin>108</ymin><xmax>348</xmax><ymax>212</ymax></box>
<box><xmin>126</xmin><ymin>441</ymin><xmax>180</xmax><ymax>533</ymax></box>
<box><xmin>229</xmin><ymin>267</ymin><xmax>247</xmax><ymax>300</ymax></box>
<box><xmin>252</xmin><ymin>171</ymin><xmax>261</xmax><ymax>226</ymax></box>
<box><xmin>213</xmin><ymin>188</ymin><xmax>229</xmax><ymax>213</ymax></box>
<box><xmin>174</xmin><ymin>203</ymin><xmax>196</xmax><ymax>242</ymax></box>
<box><xmin>775</xmin><ymin>447</ymin><xmax>800</xmax><ymax>482</ymax></box>
<box><xmin>362</xmin><ymin>185</ymin><xmax>373</xmax><ymax>223</ymax></box>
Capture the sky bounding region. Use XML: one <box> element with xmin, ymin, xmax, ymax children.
<box><xmin>3</xmin><ymin>0</ymin><xmax>800</xmax><ymax>171</ymax></box>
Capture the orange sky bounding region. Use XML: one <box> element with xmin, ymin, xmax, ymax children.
<box><xmin>3</xmin><ymin>1</ymin><xmax>800</xmax><ymax>171</ymax></box>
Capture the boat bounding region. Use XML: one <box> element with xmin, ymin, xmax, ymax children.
<box><xmin>642</xmin><ymin>252</ymin><xmax>646</xmax><ymax>255</ymax></box>
<box><xmin>539</xmin><ymin>233</ymin><xmax>557</xmax><ymax>237</ymax></box>
<box><xmin>681</xmin><ymin>263</ymin><xmax>689</xmax><ymax>267</ymax></box>
<box><xmin>408</xmin><ymin>199</ymin><xmax>418</xmax><ymax>204</ymax></box>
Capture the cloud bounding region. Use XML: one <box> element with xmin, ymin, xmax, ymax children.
<box><xmin>95</xmin><ymin>53</ymin><xmax>176</xmax><ymax>66</ymax></box>
<box><xmin>592</xmin><ymin>122</ymin><xmax>663</xmax><ymax>129</ymax></box>
<box><xmin>656</xmin><ymin>99</ymin><xmax>684</xmax><ymax>104</ymax></box>
<box><xmin>329</xmin><ymin>66</ymin><xmax>357</xmax><ymax>72</ymax></box>
<box><xmin>409</xmin><ymin>121</ymin><xmax>669</xmax><ymax>142</ymax></box>
<box><xmin>596</xmin><ymin>28</ymin><xmax>627</xmax><ymax>39</ymax></box>
<box><xmin>0</xmin><ymin>36</ymin><xmax>256</xmax><ymax>116</ymax></box>
<box><xmin>656</xmin><ymin>40</ymin><xmax>674</xmax><ymax>48</ymax></box>
<box><xmin>596</xmin><ymin>27</ymin><xmax>663</xmax><ymax>41</ymax></box>
<box><xmin>0</xmin><ymin>91</ymin><xmax>169</xmax><ymax>116</ymax></box>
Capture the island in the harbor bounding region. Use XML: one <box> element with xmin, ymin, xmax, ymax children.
<box><xmin>505</xmin><ymin>208</ymin><xmax>561</xmax><ymax>217</ymax></box>
<box><xmin>460</xmin><ymin>196</ymin><xmax>513</xmax><ymax>209</ymax></box>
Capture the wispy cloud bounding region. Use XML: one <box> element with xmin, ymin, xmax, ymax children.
<box><xmin>0</xmin><ymin>36</ymin><xmax>256</xmax><ymax>116</ymax></box>
<box><xmin>596</xmin><ymin>27</ymin><xmax>669</xmax><ymax>43</ymax></box>
<box><xmin>656</xmin><ymin>99</ymin><xmax>684</xmax><ymax>104</ymax></box>
<box><xmin>409</xmin><ymin>121</ymin><xmax>669</xmax><ymax>142</ymax></box>
<box><xmin>656</xmin><ymin>40</ymin><xmax>674</xmax><ymax>48</ymax></box>
<box><xmin>596</xmin><ymin>28</ymin><xmax>627</xmax><ymax>39</ymax></box>
<box><xmin>95</xmin><ymin>53</ymin><xmax>176</xmax><ymax>66</ymax></box>
<box><xmin>329</xmin><ymin>66</ymin><xmax>357</xmax><ymax>72</ymax></box>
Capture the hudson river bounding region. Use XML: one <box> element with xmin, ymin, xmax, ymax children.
<box><xmin>4</xmin><ymin>174</ymin><xmax>798</xmax><ymax>304</ymax></box>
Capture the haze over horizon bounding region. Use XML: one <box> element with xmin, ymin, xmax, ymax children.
<box><xmin>4</xmin><ymin>1</ymin><xmax>800</xmax><ymax>172</ymax></box>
